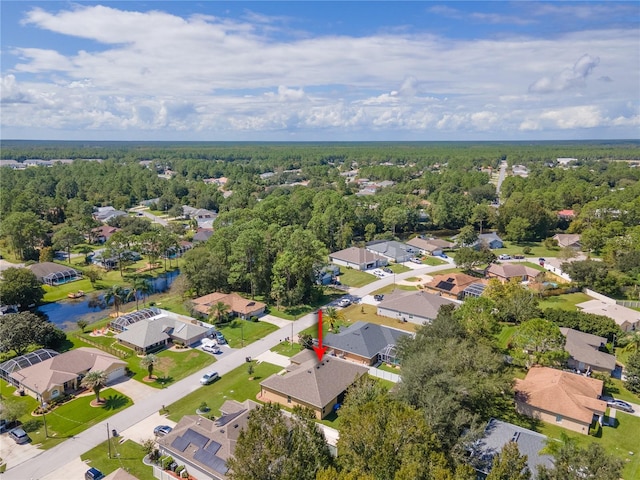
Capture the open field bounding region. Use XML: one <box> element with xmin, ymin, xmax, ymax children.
<box><xmin>218</xmin><ymin>319</ymin><xmax>278</xmax><ymax>348</ymax></box>
<box><xmin>336</xmin><ymin>267</ymin><xmax>377</xmax><ymax>287</ymax></box>
<box><xmin>267</xmin><ymin>289</ymin><xmax>344</xmax><ymax>320</ymax></box>
<box><xmin>538</xmin><ymin>292</ymin><xmax>592</xmax><ymax>311</ymax></box>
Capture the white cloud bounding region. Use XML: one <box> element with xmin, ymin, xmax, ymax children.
<box><xmin>529</xmin><ymin>54</ymin><xmax>600</xmax><ymax>93</ymax></box>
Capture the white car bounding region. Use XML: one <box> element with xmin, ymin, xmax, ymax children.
<box><xmin>200</xmin><ymin>371</ymin><xmax>219</xmax><ymax>385</ymax></box>
<box><xmin>498</xmin><ymin>254</ymin><xmax>511</xmax><ymax>260</ymax></box>
<box><xmin>203</xmin><ymin>344</ymin><xmax>221</xmax><ymax>354</ymax></box>
<box><xmin>337</xmin><ymin>298</ymin><xmax>351</xmax><ymax>307</ymax></box>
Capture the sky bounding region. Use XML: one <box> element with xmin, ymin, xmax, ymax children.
<box><xmin>1</xmin><ymin>1</ymin><xmax>639</xmax><ymax>142</ymax></box>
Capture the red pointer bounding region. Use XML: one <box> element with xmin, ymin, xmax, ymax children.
<box><xmin>312</xmin><ymin>309</ymin><xmax>327</xmax><ymax>362</ymax></box>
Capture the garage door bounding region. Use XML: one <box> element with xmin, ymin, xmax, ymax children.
<box><xmin>106</xmin><ymin>367</ymin><xmax>126</xmax><ymax>383</ymax></box>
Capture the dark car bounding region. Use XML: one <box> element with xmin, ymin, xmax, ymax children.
<box><xmin>382</xmin><ymin>267</ymin><xmax>393</xmax><ymax>274</ymax></box>
<box><xmin>215</xmin><ymin>331</ymin><xmax>226</xmax><ymax>344</ymax></box>
<box><xmin>373</xmin><ymin>294</ymin><xmax>384</xmax><ymax>301</ymax></box>
<box><xmin>85</xmin><ymin>468</ymin><xmax>105</xmax><ymax>480</ymax></box>
<box><xmin>607</xmin><ymin>399</ymin><xmax>634</xmax><ymax>413</ymax></box>
<box><xmin>154</xmin><ymin>425</ymin><xmax>173</xmax><ymax>437</ymax></box>
<box><xmin>8</xmin><ymin>427</ymin><xmax>29</xmax><ymax>444</ymax></box>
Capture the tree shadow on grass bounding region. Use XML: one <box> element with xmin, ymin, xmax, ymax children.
<box><xmin>154</xmin><ymin>376</ymin><xmax>174</xmax><ymax>386</ymax></box>
<box><xmin>101</xmin><ymin>394</ymin><xmax>129</xmax><ymax>411</ymax></box>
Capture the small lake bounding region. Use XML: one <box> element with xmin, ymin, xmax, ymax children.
<box><xmin>38</xmin><ymin>269</ymin><xmax>180</xmax><ymax>331</ymax></box>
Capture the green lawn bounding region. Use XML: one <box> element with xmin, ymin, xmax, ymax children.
<box><xmin>123</xmin><ymin>348</ymin><xmax>216</xmax><ymax>388</ymax></box>
<box><xmin>421</xmin><ymin>256</ymin><xmax>448</xmax><ymax>266</ymax></box>
<box><xmin>538</xmin><ymin>292</ymin><xmax>592</xmax><ymax>312</ymax></box>
<box><xmin>336</xmin><ymin>267</ymin><xmax>377</xmax><ymax>288</ymax></box>
<box><xmin>388</xmin><ymin>263</ymin><xmax>411</xmax><ymax>273</ymax></box>
<box><xmin>494</xmin><ymin>241</ymin><xmax>563</xmax><ymax>258</ymax></box>
<box><xmin>81</xmin><ymin>439</ymin><xmax>153</xmax><ymax>479</ymax></box>
<box><xmin>267</xmin><ymin>290</ymin><xmax>344</xmax><ymax>320</ymax></box>
<box><xmin>371</xmin><ymin>283</ymin><xmax>418</xmax><ymax>295</ymax></box>
<box><xmin>538</xmin><ymin>414</ymin><xmax>640</xmax><ymax>480</ymax></box>
<box><xmin>218</xmin><ymin>319</ymin><xmax>278</xmax><ymax>348</ymax></box>
<box><xmin>165</xmin><ymin>361</ymin><xmax>283</xmax><ymax>422</ymax></box>
<box><xmin>603</xmin><ymin>378</ymin><xmax>640</xmax><ymax>404</ymax></box>
<box><xmin>0</xmin><ymin>382</ymin><xmax>133</xmax><ymax>450</ymax></box>
<box><xmin>495</xmin><ymin>324</ymin><xmax>518</xmax><ymax>350</ymax></box>
<box><xmin>270</xmin><ymin>340</ymin><xmax>303</xmax><ymax>357</ymax></box>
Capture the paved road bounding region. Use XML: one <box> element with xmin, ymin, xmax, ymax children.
<box><xmin>4</xmin><ymin>263</ymin><xmax>447</xmax><ymax>479</ymax></box>
<box><xmin>128</xmin><ymin>206</ymin><xmax>169</xmax><ymax>226</ymax></box>
<box><xmin>496</xmin><ymin>160</ymin><xmax>508</xmax><ymax>201</ymax></box>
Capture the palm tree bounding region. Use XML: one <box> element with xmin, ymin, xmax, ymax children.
<box><xmin>104</xmin><ymin>285</ymin><xmax>125</xmax><ymax>317</ymax></box>
<box><xmin>81</xmin><ymin>370</ymin><xmax>108</xmax><ymax>403</ymax></box>
<box><xmin>140</xmin><ymin>354</ymin><xmax>159</xmax><ymax>380</ymax></box>
<box><xmin>132</xmin><ymin>277</ymin><xmax>153</xmax><ymax>310</ymax></box>
<box><xmin>209</xmin><ymin>301</ymin><xmax>230</xmax><ymax>325</ymax></box>
<box><xmin>324</xmin><ymin>306</ymin><xmax>344</xmax><ymax>332</ymax></box>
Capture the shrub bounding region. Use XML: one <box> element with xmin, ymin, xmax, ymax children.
<box><xmin>522</xmin><ymin>246</ymin><xmax>532</xmax><ymax>254</ymax></box>
<box><xmin>250</xmin><ymin>316</ymin><xmax>259</xmax><ymax>322</ymax></box>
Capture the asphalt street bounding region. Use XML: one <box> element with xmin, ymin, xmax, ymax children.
<box><xmin>4</xmin><ymin>263</ymin><xmax>448</xmax><ymax>479</ymax></box>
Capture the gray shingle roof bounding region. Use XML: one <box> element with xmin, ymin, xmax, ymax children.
<box><xmin>115</xmin><ymin>314</ymin><xmax>209</xmax><ymax>349</ymax></box>
<box><xmin>329</xmin><ymin>247</ymin><xmax>386</xmax><ymax>265</ymax></box>
<box><xmin>560</xmin><ymin>328</ymin><xmax>616</xmax><ymax>371</ymax></box>
<box><xmin>324</xmin><ymin>321</ymin><xmax>410</xmax><ymax>360</ymax></box>
<box><xmin>377</xmin><ymin>290</ymin><xmax>457</xmax><ymax>320</ymax></box>
<box><xmin>260</xmin><ymin>353</ymin><xmax>368</xmax><ymax>409</ymax></box>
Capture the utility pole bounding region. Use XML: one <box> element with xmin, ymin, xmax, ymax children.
<box><xmin>107</xmin><ymin>423</ymin><xmax>111</xmax><ymax>459</ymax></box>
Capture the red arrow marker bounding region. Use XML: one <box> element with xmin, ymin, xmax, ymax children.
<box><xmin>312</xmin><ymin>309</ymin><xmax>327</xmax><ymax>362</ymax></box>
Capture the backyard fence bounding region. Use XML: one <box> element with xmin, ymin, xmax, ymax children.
<box><xmin>617</xmin><ymin>300</ymin><xmax>640</xmax><ymax>308</ymax></box>
<box><xmin>75</xmin><ymin>334</ymin><xmax>132</xmax><ymax>359</ymax></box>
<box><xmin>368</xmin><ymin>366</ymin><xmax>400</xmax><ymax>383</ymax></box>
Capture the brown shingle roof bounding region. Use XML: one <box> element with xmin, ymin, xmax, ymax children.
<box><xmin>260</xmin><ymin>351</ymin><xmax>368</xmax><ymax>409</ymax></box>
<box><xmin>515</xmin><ymin>366</ymin><xmax>606</xmax><ymax>424</ymax></box>
<box><xmin>192</xmin><ymin>292</ymin><xmax>266</xmax><ymax>317</ymax></box>
<box><xmin>424</xmin><ymin>273</ymin><xmax>484</xmax><ymax>296</ymax></box>
<box><xmin>406</xmin><ymin>237</ymin><xmax>454</xmax><ymax>251</ymax></box>
<box><xmin>486</xmin><ymin>263</ymin><xmax>540</xmax><ymax>280</ymax></box>
<box><xmin>328</xmin><ymin>247</ymin><xmax>386</xmax><ymax>265</ymax></box>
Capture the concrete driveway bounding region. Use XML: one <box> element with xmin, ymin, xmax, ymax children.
<box><xmin>119</xmin><ymin>411</ymin><xmax>176</xmax><ymax>445</ymax></box>
<box><xmin>42</xmin><ymin>457</ymin><xmax>91</xmax><ymax>480</ymax></box>
<box><xmin>110</xmin><ymin>377</ymin><xmax>157</xmax><ymax>403</ymax></box>
<box><xmin>0</xmin><ymin>432</ymin><xmax>42</xmax><ymax>470</ymax></box>
<box><xmin>259</xmin><ymin>314</ymin><xmax>293</xmax><ymax>328</ymax></box>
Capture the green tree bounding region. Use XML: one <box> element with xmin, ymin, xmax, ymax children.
<box><xmin>455</xmin><ymin>296</ymin><xmax>499</xmax><ymax>338</ymax></box>
<box><xmin>454</xmin><ymin>247</ymin><xmax>494</xmax><ymax>271</ymax></box>
<box><xmin>456</xmin><ymin>225</ymin><xmax>479</xmax><ymax>247</ymax></box>
<box><xmin>84</xmin><ymin>267</ymin><xmax>103</xmax><ymax>287</ymax></box>
<box><xmin>580</xmin><ymin>227</ymin><xmax>605</xmax><ymax>253</ymax></box>
<box><xmin>0</xmin><ymin>267</ymin><xmax>45</xmax><ymax>310</ymax></box>
<box><xmin>227</xmin><ymin>403</ymin><xmax>332</xmax><ymax>480</ymax></box>
<box><xmin>77</xmin><ymin>319</ymin><xmax>89</xmax><ymax>333</ymax></box>
<box><xmin>0</xmin><ymin>211</ymin><xmax>50</xmax><ymax>260</ymax></box>
<box><xmin>324</xmin><ymin>306</ymin><xmax>344</xmax><ymax>332</ymax></box>
<box><xmin>104</xmin><ymin>285</ymin><xmax>126</xmax><ymax>317</ymax></box>
<box><xmin>471</xmin><ymin>203</ymin><xmax>494</xmax><ymax>234</ymax></box>
<box><xmin>625</xmin><ymin>350</ymin><xmax>640</xmax><ymax>394</ymax></box>
<box><xmin>505</xmin><ymin>217</ymin><xmax>531</xmax><ymax>243</ymax></box>
<box><xmin>39</xmin><ymin>246</ymin><xmax>54</xmax><ymax>263</ymax></box>
<box><xmin>140</xmin><ymin>354</ymin><xmax>159</xmax><ymax>379</ymax></box>
<box><xmin>52</xmin><ymin>226</ymin><xmax>84</xmax><ymax>263</ymax></box>
<box><xmin>382</xmin><ymin>206</ymin><xmax>408</xmax><ymax>236</ymax></box>
<box><xmin>209</xmin><ymin>301</ymin><xmax>230</xmax><ymax>325</ymax></box>
<box><xmin>511</xmin><ymin>319</ymin><xmax>568</xmax><ymax>368</ymax></box>
<box><xmin>132</xmin><ymin>276</ymin><xmax>153</xmax><ymax>310</ymax></box>
<box><xmin>81</xmin><ymin>370</ymin><xmax>108</xmax><ymax>403</ymax></box>
<box><xmin>486</xmin><ymin>441</ymin><xmax>531</xmax><ymax>480</ymax></box>
<box><xmin>484</xmin><ymin>279</ymin><xmax>540</xmax><ymax>324</ymax></box>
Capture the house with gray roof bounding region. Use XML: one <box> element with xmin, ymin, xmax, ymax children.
<box><xmin>365</xmin><ymin>240</ymin><xmax>415</xmax><ymax>263</ymax></box>
<box><xmin>560</xmin><ymin>328</ymin><xmax>617</xmax><ymax>374</ymax></box>
<box><xmin>157</xmin><ymin>399</ymin><xmax>259</xmax><ymax>480</ymax></box>
<box><xmin>406</xmin><ymin>236</ymin><xmax>454</xmax><ymax>256</ymax></box>
<box><xmin>454</xmin><ymin>232</ymin><xmax>504</xmax><ymax>249</ymax></box>
<box><xmin>93</xmin><ymin>206</ymin><xmax>128</xmax><ymax>223</ymax></box>
<box><xmin>260</xmin><ymin>350</ymin><xmax>368</xmax><ymax>419</ymax></box>
<box><xmin>470</xmin><ymin>418</ymin><xmax>554</xmax><ymax>479</ymax></box>
<box><xmin>28</xmin><ymin>262</ymin><xmax>82</xmax><ymax>286</ymax></box>
<box><xmin>113</xmin><ymin>309</ymin><xmax>213</xmax><ymax>353</ymax></box>
<box><xmin>377</xmin><ymin>289</ymin><xmax>458</xmax><ymax>325</ymax></box>
<box><xmin>323</xmin><ymin>321</ymin><xmax>411</xmax><ymax>366</ymax></box>
<box><xmin>329</xmin><ymin>247</ymin><xmax>388</xmax><ymax>271</ymax></box>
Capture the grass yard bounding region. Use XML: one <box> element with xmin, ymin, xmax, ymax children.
<box><xmin>271</xmin><ymin>340</ymin><xmax>304</xmax><ymax>357</ymax></box>
<box><xmin>151</xmin><ymin>292</ymin><xmax>192</xmax><ymax>316</ymax></box>
<box><xmin>538</xmin><ymin>414</ymin><xmax>640</xmax><ymax>480</ymax></box>
<box><xmin>421</xmin><ymin>256</ymin><xmax>448</xmax><ymax>266</ymax></box>
<box><xmin>495</xmin><ymin>324</ymin><xmax>518</xmax><ymax>350</ymax></box>
<box><xmin>387</xmin><ymin>263</ymin><xmax>411</xmax><ymax>273</ymax></box>
<box><xmin>603</xmin><ymin>378</ymin><xmax>640</xmax><ymax>405</ymax></box>
<box><xmin>81</xmin><ymin>439</ymin><xmax>153</xmax><ymax>479</ymax></box>
<box><xmin>123</xmin><ymin>348</ymin><xmax>216</xmax><ymax>388</ymax></box>
<box><xmin>336</xmin><ymin>267</ymin><xmax>377</xmax><ymax>288</ymax></box>
<box><xmin>371</xmin><ymin>283</ymin><xmax>418</xmax><ymax>295</ymax></box>
<box><xmin>165</xmin><ymin>361</ymin><xmax>283</xmax><ymax>421</ymax></box>
<box><xmin>218</xmin><ymin>319</ymin><xmax>278</xmax><ymax>348</ymax></box>
<box><xmin>538</xmin><ymin>292</ymin><xmax>592</xmax><ymax>312</ymax></box>
<box><xmin>494</xmin><ymin>241</ymin><xmax>563</xmax><ymax>259</ymax></box>
<box><xmin>267</xmin><ymin>290</ymin><xmax>344</xmax><ymax>320</ymax></box>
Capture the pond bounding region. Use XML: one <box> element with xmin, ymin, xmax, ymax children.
<box><xmin>38</xmin><ymin>269</ymin><xmax>181</xmax><ymax>331</ymax></box>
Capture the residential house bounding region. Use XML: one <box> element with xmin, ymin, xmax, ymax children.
<box><xmin>28</xmin><ymin>262</ymin><xmax>82</xmax><ymax>286</ymax></box>
<box><xmin>328</xmin><ymin>247</ymin><xmax>388</xmax><ymax>271</ymax></box>
<box><xmin>541</xmin><ymin>254</ymin><xmax>589</xmax><ymax>282</ymax></box>
<box><xmin>406</xmin><ymin>237</ymin><xmax>454</xmax><ymax>256</ymax></box>
<box><xmin>560</xmin><ymin>328</ymin><xmax>617</xmax><ymax>374</ymax></box>
<box><xmin>576</xmin><ymin>299</ymin><xmax>640</xmax><ymax>332</ymax></box>
<box><xmin>557</xmin><ymin>209</ymin><xmax>576</xmax><ymax>220</ymax></box>
<box><xmin>424</xmin><ymin>273</ymin><xmax>486</xmax><ymax>300</ymax></box>
<box><xmin>0</xmin><ymin>348</ymin><xmax>59</xmax><ymax>385</ymax></box>
<box><xmin>192</xmin><ymin>292</ymin><xmax>266</xmax><ymax>320</ymax></box>
<box><xmin>552</xmin><ymin>233</ymin><xmax>582</xmax><ymax>249</ymax></box>
<box><xmin>182</xmin><ymin>206</ymin><xmax>218</xmax><ymax>229</ymax></box>
<box><xmin>486</xmin><ymin>264</ymin><xmax>541</xmax><ymax>283</ymax></box>
<box><xmin>92</xmin><ymin>225</ymin><xmax>120</xmax><ymax>243</ymax></box>
<box><xmin>156</xmin><ymin>400</ymin><xmax>260</xmax><ymax>480</ymax></box>
<box><xmin>93</xmin><ymin>206</ymin><xmax>127</xmax><ymax>223</ymax></box>
<box><xmin>469</xmin><ymin>418</ymin><xmax>554</xmax><ymax>479</ymax></box>
<box><xmin>103</xmin><ymin>469</ymin><xmax>139</xmax><ymax>480</ymax></box>
<box><xmin>323</xmin><ymin>321</ymin><xmax>411</xmax><ymax>366</ymax></box>
<box><xmin>453</xmin><ymin>232</ymin><xmax>504</xmax><ymax>249</ymax></box>
<box><xmin>377</xmin><ymin>289</ymin><xmax>458</xmax><ymax>325</ymax></box>
<box><xmin>8</xmin><ymin>347</ymin><xmax>126</xmax><ymax>403</ymax></box>
<box><xmin>112</xmin><ymin>308</ymin><xmax>213</xmax><ymax>354</ymax></box>
<box><xmin>259</xmin><ymin>350</ymin><xmax>368</xmax><ymax>419</ymax></box>
<box><xmin>365</xmin><ymin>240</ymin><xmax>415</xmax><ymax>263</ymax></box>
<box><xmin>512</xmin><ymin>165</ymin><xmax>529</xmax><ymax>177</ymax></box>
<box><xmin>514</xmin><ymin>366</ymin><xmax>606</xmax><ymax>435</ymax></box>
<box><xmin>193</xmin><ymin>228</ymin><xmax>214</xmax><ymax>243</ymax></box>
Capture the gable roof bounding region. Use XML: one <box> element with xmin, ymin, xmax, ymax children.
<box><xmin>425</xmin><ymin>273</ymin><xmax>483</xmax><ymax>296</ymax></box>
<box><xmin>576</xmin><ymin>300</ymin><xmax>640</xmax><ymax>329</ymax></box>
<box><xmin>553</xmin><ymin>234</ymin><xmax>581</xmax><ymax>247</ymax></box>
<box><xmin>324</xmin><ymin>321</ymin><xmax>411</xmax><ymax>360</ymax></box>
<box><xmin>486</xmin><ymin>263</ymin><xmax>540</xmax><ymax>280</ymax></box>
<box><xmin>192</xmin><ymin>292</ymin><xmax>266</xmax><ymax>317</ymax></box>
<box><xmin>9</xmin><ymin>347</ymin><xmax>126</xmax><ymax>393</ymax></box>
<box><xmin>471</xmin><ymin>418</ymin><xmax>554</xmax><ymax>478</ymax></box>
<box><xmin>377</xmin><ymin>290</ymin><xmax>457</xmax><ymax>320</ymax></box>
<box><xmin>28</xmin><ymin>262</ymin><xmax>80</xmax><ymax>281</ymax></box>
<box><xmin>365</xmin><ymin>240</ymin><xmax>412</xmax><ymax>258</ymax></box>
<box><xmin>157</xmin><ymin>400</ymin><xmax>259</xmax><ymax>478</ymax></box>
<box><xmin>514</xmin><ymin>366</ymin><xmax>606</xmax><ymax>424</ymax></box>
<box><xmin>329</xmin><ymin>246</ymin><xmax>386</xmax><ymax>265</ymax></box>
<box><xmin>406</xmin><ymin>237</ymin><xmax>454</xmax><ymax>252</ymax></box>
<box><xmin>260</xmin><ymin>351</ymin><xmax>368</xmax><ymax>409</ymax></box>
<box><xmin>193</xmin><ymin>228</ymin><xmax>214</xmax><ymax>243</ymax></box>
<box><xmin>115</xmin><ymin>312</ymin><xmax>209</xmax><ymax>348</ymax></box>
<box><xmin>559</xmin><ymin>328</ymin><xmax>616</xmax><ymax>372</ymax></box>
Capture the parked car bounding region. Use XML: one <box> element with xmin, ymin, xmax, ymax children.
<box><xmin>382</xmin><ymin>267</ymin><xmax>393</xmax><ymax>274</ymax></box>
<box><xmin>85</xmin><ymin>468</ymin><xmax>105</xmax><ymax>480</ymax></box>
<box><xmin>200</xmin><ymin>371</ymin><xmax>220</xmax><ymax>385</ymax></box>
<box><xmin>513</xmin><ymin>254</ymin><xmax>525</xmax><ymax>259</ymax></box>
<box><xmin>153</xmin><ymin>425</ymin><xmax>173</xmax><ymax>437</ymax></box>
<box><xmin>215</xmin><ymin>332</ymin><xmax>226</xmax><ymax>344</ymax></box>
<box><xmin>373</xmin><ymin>294</ymin><xmax>384</xmax><ymax>302</ymax></box>
<box><xmin>337</xmin><ymin>298</ymin><xmax>351</xmax><ymax>307</ymax></box>
<box><xmin>410</xmin><ymin>257</ymin><xmax>422</xmax><ymax>264</ymax></box>
<box><xmin>498</xmin><ymin>254</ymin><xmax>511</xmax><ymax>260</ymax></box>
<box><xmin>607</xmin><ymin>399</ymin><xmax>634</xmax><ymax>413</ymax></box>
<box><xmin>203</xmin><ymin>344</ymin><xmax>221</xmax><ymax>354</ymax></box>
<box><xmin>8</xmin><ymin>427</ymin><xmax>29</xmax><ymax>444</ymax></box>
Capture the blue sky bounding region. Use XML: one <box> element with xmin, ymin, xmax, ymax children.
<box><xmin>1</xmin><ymin>1</ymin><xmax>638</xmax><ymax>141</ymax></box>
